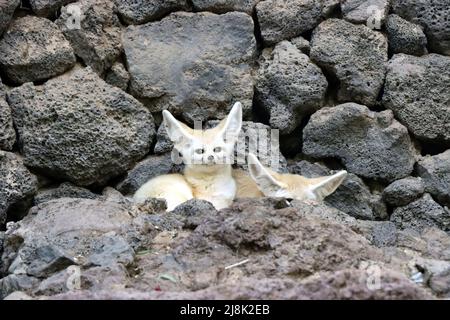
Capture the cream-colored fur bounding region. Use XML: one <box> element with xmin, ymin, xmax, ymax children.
<box><xmin>133</xmin><ymin>102</ymin><xmax>243</xmax><ymax>211</ymax></box>
<box><xmin>239</xmin><ymin>153</ymin><xmax>347</xmax><ymax>201</ymax></box>
<box><xmin>232</xmin><ymin>168</ymin><xmax>264</xmax><ymax>198</ymax></box>
<box><xmin>184</xmin><ymin>164</ymin><xmax>237</xmax><ymax>210</ymax></box>
<box><xmin>134</xmin><ymin>174</ymin><xmax>193</xmax><ymax>211</ymax></box>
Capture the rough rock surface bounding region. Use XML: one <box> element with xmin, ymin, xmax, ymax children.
<box><xmin>34</xmin><ymin>268</ymin><xmax>432</xmax><ymax>300</ymax></box>
<box><xmin>391</xmin><ymin>0</ymin><xmax>450</xmax><ymax>55</ymax></box>
<box><xmin>255</xmin><ymin>41</ymin><xmax>327</xmax><ymax>134</ymax></box>
<box><xmin>0</xmin><ymin>197</ymin><xmax>166</xmax><ymax>299</ymax></box>
<box><xmin>291</xmin><ymin>36</ymin><xmax>310</xmax><ymax>54</ymax></box>
<box><xmin>123</xmin><ymin>12</ymin><xmax>256</xmax><ymax>122</ymax></box>
<box><xmin>386</xmin><ymin>14</ymin><xmax>427</xmax><ymax>56</ymax></box>
<box><xmin>0</xmin><ymin>0</ymin><xmax>19</xmax><ymax>35</ymax></box>
<box><xmin>170</xmin><ymin>199</ymin><xmax>218</xmax><ymax>229</ymax></box>
<box><xmin>116</xmin><ymin>153</ymin><xmax>175</xmax><ymax>195</ymax></box>
<box><xmin>391</xmin><ymin>193</ymin><xmax>450</xmax><ymax>233</ymax></box>
<box><xmin>114</xmin><ymin>0</ymin><xmax>190</xmax><ymax>25</ymax></box>
<box><xmin>303</xmin><ymin>103</ymin><xmax>417</xmax><ymax>182</ymax></box>
<box><xmin>29</xmin><ymin>0</ymin><xmax>76</xmax><ymax>17</ymax></box>
<box><xmin>57</xmin><ymin>0</ymin><xmax>123</xmax><ymax>74</ymax></box>
<box><xmin>0</xmin><ymin>16</ymin><xmax>76</xmax><ymax>85</ymax></box>
<box><xmin>0</xmin><ymin>80</ymin><xmax>15</xmax><ymax>150</ymax></box>
<box><xmin>153</xmin><ymin>123</ymin><xmax>175</xmax><ymax>155</ymax></box>
<box><xmin>289</xmin><ymin>160</ymin><xmax>386</xmax><ymax>220</ymax></box>
<box><xmin>383</xmin><ymin>54</ymin><xmax>450</xmax><ymax>143</ymax></box>
<box><xmin>255</xmin><ymin>0</ymin><xmax>324</xmax><ymax>46</ymax></box>
<box><xmin>0</xmin><ymin>152</ymin><xmax>38</xmax><ymax>225</ymax></box>
<box><xmin>33</xmin><ymin>264</ymin><xmax>129</xmax><ymax>296</ymax></box>
<box><xmin>154</xmin><ymin>199</ymin><xmax>381</xmax><ymax>282</ymax></box>
<box><xmin>34</xmin><ymin>182</ymin><xmax>99</xmax><ymax>205</ymax></box>
<box><xmin>0</xmin><ymin>275</ymin><xmax>39</xmax><ymax>299</ymax></box>
<box><xmin>341</xmin><ymin>0</ymin><xmax>389</xmax><ymax>27</ymax></box>
<box><xmin>105</xmin><ymin>62</ymin><xmax>130</xmax><ymax>91</ymax></box>
<box><xmin>1</xmin><ymin>199</ymin><xmax>135</xmax><ymax>275</ymax></box>
<box><xmin>191</xmin><ymin>0</ymin><xmax>258</xmax><ymax>14</ymax></box>
<box><xmin>7</xmin><ymin>67</ymin><xmax>155</xmax><ymax>186</ymax></box>
<box><xmin>383</xmin><ymin>177</ymin><xmax>425</xmax><ymax>206</ymax></box>
<box><xmin>0</xmin><ymin>197</ymin><xmax>441</xmax><ymax>299</ymax></box>
<box><xmin>395</xmin><ymin>227</ymin><xmax>450</xmax><ymax>262</ymax></box>
<box><xmin>417</xmin><ymin>150</ymin><xmax>450</xmax><ymax>207</ymax></box>
<box><xmin>310</xmin><ymin>18</ymin><xmax>388</xmax><ymax>106</ymax></box>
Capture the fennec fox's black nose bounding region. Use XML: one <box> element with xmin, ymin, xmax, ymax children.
<box><xmin>208</xmin><ymin>155</ymin><xmax>214</xmax><ymax>161</ymax></box>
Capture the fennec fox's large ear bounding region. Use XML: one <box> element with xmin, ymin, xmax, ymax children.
<box><xmin>308</xmin><ymin>171</ymin><xmax>348</xmax><ymax>200</ymax></box>
<box><xmin>248</xmin><ymin>153</ymin><xmax>284</xmax><ymax>195</ymax></box>
<box><xmin>219</xmin><ymin>102</ymin><xmax>243</xmax><ymax>143</ymax></box>
<box><xmin>162</xmin><ymin>110</ymin><xmax>193</xmax><ymax>145</ymax></box>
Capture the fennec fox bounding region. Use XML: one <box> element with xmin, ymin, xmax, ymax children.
<box><xmin>134</xmin><ymin>102</ymin><xmax>243</xmax><ymax>211</ymax></box>
<box><xmin>236</xmin><ymin>153</ymin><xmax>347</xmax><ymax>201</ymax></box>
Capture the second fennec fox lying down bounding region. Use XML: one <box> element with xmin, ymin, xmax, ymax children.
<box><xmin>233</xmin><ymin>153</ymin><xmax>348</xmax><ymax>201</ymax></box>
<box><xmin>134</xmin><ymin>102</ymin><xmax>243</xmax><ymax>211</ymax></box>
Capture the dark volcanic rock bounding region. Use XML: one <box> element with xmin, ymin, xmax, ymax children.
<box><xmin>7</xmin><ymin>67</ymin><xmax>155</xmax><ymax>186</ymax></box>
<box><xmin>341</xmin><ymin>0</ymin><xmax>389</xmax><ymax>27</ymax></box>
<box><xmin>356</xmin><ymin>221</ymin><xmax>398</xmax><ymax>247</ymax></box>
<box><xmin>116</xmin><ymin>153</ymin><xmax>175</xmax><ymax>195</ymax></box>
<box><xmin>417</xmin><ymin>150</ymin><xmax>450</xmax><ymax>207</ymax></box>
<box><xmin>34</xmin><ymin>182</ymin><xmax>99</xmax><ymax>205</ymax></box>
<box><xmin>0</xmin><ymin>151</ymin><xmax>38</xmax><ymax>225</ymax></box>
<box><xmin>290</xmin><ymin>36</ymin><xmax>310</xmax><ymax>54</ymax></box>
<box><xmin>0</xmin><ymin>0</ymin><xmax>19</xmax><ymax>36</ymax></box>
<box><xmin>383</xmin><ymin>54</ymin><xmax>450</xmax><ymax>143</ymax></box>
<box><xmin>0</xmin><ymin>16</ymin><xmax>76</xmax><ymax>85</ymax></box>
<box><xmin>255</xmin><ymin>0</ymin><xmax>324</xmax><ymax>46</ymax></box>
<box><xmin>391</xmin><ymin>193</ymin><xmax>450</xmax><ymax>232</ymax></box>
<box><xmin>255</xmin><ymin>41</ymin><xmax>327</xmax><ymax>134</ymax></box>
<box><xmin>391</xmin><ymin>0</ymin><xmax>450</xmax><ymax>55</ymax></box>
<box><xmin>1</xmin><ymin>198</ymin><xmax>135</xmax><ymax>278</ymax></box>
<box><xmin>114</xmin><ymin>0</ymin><xmax>190</xmax><ymax>25</ymax></box>
<box><xmin>310</xmin><ymin>18</ymin><xmax>388</xmax><ymax>106</ymax></box>
<box><xmin>289</xmin><ymin>160</ymin><xmax>387</xmax><ymax>220</ymax></box>
<box><xmin>386</xmin><ymin>14</ymin><xmax>427</xmax><ymax>56</ymax></box>
<box><xmin>303</xmin><ymin>103</ymin><xmax>417</xmax><ymax>182</ymax></box>
<box><xmin>171</xmin><ymin>199</ymin><xmax>217</xmax><ymax>229</ymax></box>
<box><xmin>0</xmin><ymin>80</ymin><xmax>16</xmax><ymax>150</ymax></box>
<box><xmin>383</xmin><ymin>177</ymin><xmax>425</xmax><ymax>207</ymax></box>
<box><xmin>153</xmin><ymin>123</ymin><xmax>175</xmax><ymax>155</ymax></box>
<box><xmin>105</xmin><ymin>62</ymin><xmax>130</xmax><ymax>91</ymax></box>
<box><xmin>123</xmin><ymin>12</ymin><xmax>256</xmax><ymax>123</ymax></box>
<box><xmin>29</xmin><ymin>0</ymin><xmax>76</xmax><ymax>17</ymax></box>
<box><xmin>191</xmin><ymin>0</ymin><xmax>258</xmax><ymax>14</ymax></box>
<box><xmin>57</xmin><ymin>0</ymin><xmax>123</xmax><ymax>74</ymax></box>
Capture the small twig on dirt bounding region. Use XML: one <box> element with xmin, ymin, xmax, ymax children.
<box><xmin>225</xmin><ymin>259</ymin><xmax>249</xmax><ymax>270</ymax></box>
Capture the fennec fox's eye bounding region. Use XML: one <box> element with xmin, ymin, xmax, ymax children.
<box><xmin>195</xmin><ymin>148</ymin><xmax>205</xmax><ymax>154</ymax></box>
<box><xmin>213</xmin><ymin>146</ymin><xmax>222</xmax><ymax>153</ymax></box>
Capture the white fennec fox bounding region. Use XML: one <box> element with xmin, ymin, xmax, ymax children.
<box><xmin>134</xmin><ymin>102</ymin><xmax>243</xmax><ymax>211</ymax></box>
<box><xmin>238</xmin><ymin>153</ymin><xmax>348</xmax><ymax>201</ymax></box>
